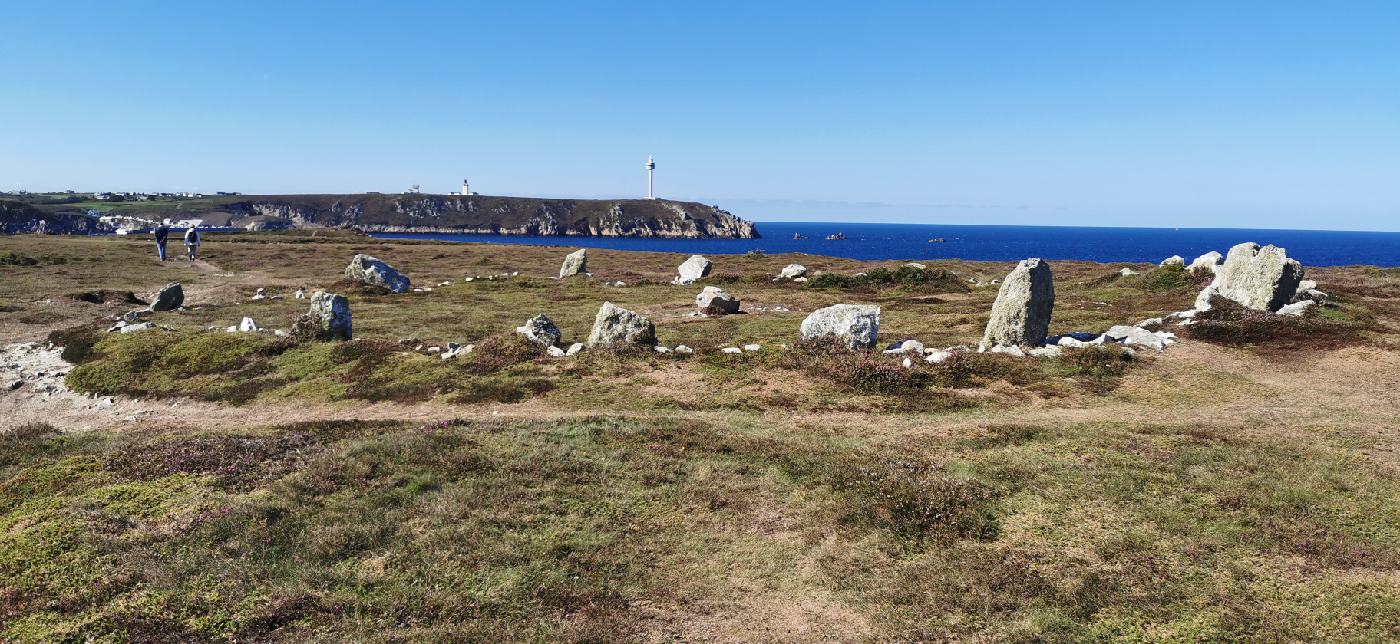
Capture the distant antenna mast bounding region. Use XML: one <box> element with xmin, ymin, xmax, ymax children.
<box><xmin>646</xmin><ymin>156</ymin><xmax>656</xmax><ymax>199</ymax></box>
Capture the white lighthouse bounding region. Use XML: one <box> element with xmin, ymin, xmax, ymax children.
<box><xmin>646</xmin><ymin>156</ymin><xmax>656</xmax><ymax>200</ymax></box>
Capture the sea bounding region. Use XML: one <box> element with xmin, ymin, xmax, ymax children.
<box><xmin>372</xmin><ymin>222</ymin><xmax>1400</xmax><ymax>267</ymax></box>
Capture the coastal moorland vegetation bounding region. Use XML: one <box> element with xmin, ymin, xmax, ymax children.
<box><xmin>1</xmin><ymin>231</ymin><xmax>1397</xmax><ymax>641</ymax></box>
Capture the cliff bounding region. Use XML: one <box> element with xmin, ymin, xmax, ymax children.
<box><xmin>60</xmin><ymin>194</ymin><xmax>759</xmax><ymax>238</ymax></box>
<box><xmin>0</xmin><ymin>200</ymin><xmax>101</xmax><ymax>235</ymax></box>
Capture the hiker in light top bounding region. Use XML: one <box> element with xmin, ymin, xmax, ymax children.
<box><xmin>183</xmin><ymin>226</ymin><xmax>200</xmax><ymax>261</ymax></box>
<box><xmin>154</xmin><ymin>224</ymin><xmax>169</xmax><ymax>261</ymax></box>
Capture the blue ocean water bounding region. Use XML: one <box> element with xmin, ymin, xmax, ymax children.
<box><xmin>374</xmin><ymin>222</ymin><xmax>1400</xmax><ymax>267</ymax></box>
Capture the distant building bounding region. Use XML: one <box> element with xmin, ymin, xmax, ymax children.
<box><xmin>452</xmin><ymin>179</ymin><xmax>478</xmax><ymax>196</ymax></box>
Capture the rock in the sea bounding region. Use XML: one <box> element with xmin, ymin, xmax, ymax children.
<box><xmin>800</xmin><ymin>304</ymin><xmax>880</xmax><ymax>349</ymax></box>
<box><xmin>149</xmin><ymin>282</ymin><xmax>184</xmax><ymax>311</ymax></box>
<box><xmin>345</xmin><ymin>254</ymin><xmax>410</xmax><ymax>293</ymax></box>
<box><xmin>777</xmin><ymin>264</ymin><xmax>808</xmax><ymax>280</ymax></box>
<box><xmin>559</xmin><ymin>249</ymin><xmax>587</xmax><ymax>278</ymax></box>
<box><xmin>587</xmin><ymin>302</ymin><xmax>657</xmax><ymax>347</ymax></box>
<box><xmin>1160</xmin><ymin>255</ymin><xmax>1185</xmax><ymax>267</ymax></box>
<box><xmin>673</xmin><ymin>255</ymin><xmax>713</xmax><ymax>285</ymax></box>
<box><xmin>1189</xmin><ymin>251</ymin><xmax>1223</xmax><ymax>274</ymax></box>
<box><xmin>1199</xmin><ymin>242</ymin><xmax>1304</xmax><ymax>312</ymax></box>
<box><xmin>982</xmin><ymin>258</ymin><xmax>1055</xmax><ymax>349</ymax></box>
<box><xmin>516</xmin><ymin>314</ymin><xmax>563</xmax><ymax>347</ymax></box>
<box><xmin>302</xmin><ymin>291</ymin><xmax>352</xmax><ymax>341</ymax></box>
<box><xmin>695</xmin><ymin>286</ymin><xmax>740</xmax><ymax>315</ymax></box>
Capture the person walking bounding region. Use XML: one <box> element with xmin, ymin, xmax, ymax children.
<box><xmin>183</xmin><ymin>226</ymin><xmax>201</xmax><ymax>261</ymax></box>
<box><xmin>154</xmin><ymin>224</ymin><xmax>169</xmax><ymax>261</ymax></box>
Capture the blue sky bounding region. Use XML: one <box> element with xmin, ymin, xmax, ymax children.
<box><xmin>3</xmin><ymin>1</ymin><xmax>1398</xmax><ymax>230</ymax></box>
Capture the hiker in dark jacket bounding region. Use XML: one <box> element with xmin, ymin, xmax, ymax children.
<box><xmin>154</xmin><ymin>224</ymin><xmax>169</xmax><ymax>261</ymax></box>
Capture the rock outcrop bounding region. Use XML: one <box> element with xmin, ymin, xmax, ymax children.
<box><xmin>800</xmin><ymin>304</ymin><xmax>881</xmax><ymax>349</ymax></box>
<box><xmin>1160</xmin><ymin>255</ymin><xmax>1185</xmax><ymax>267</ymax></box>
<box><xmin>149</xmin><ymin>282</ymin><xmax>184</xmax><ymax>312</ymax></box>
<box><xmin>587</xmin><ymin>302</ymin><xmax>657</xmax><ymax>347</ymax></box>
<box><xmin>1198</xmin><ymin>242</ymin><xmax>1303</xmax><ymax>312</ymax></box>
<box><xmin>982</xmin><ymin>259</ymin><xmax>1055</xmax><ymax>348</ymax></box>
<box><xmin>559</xmin><ymin>249</ymin><xmax>587</xmax><ymax>278</ymax></box>
<box><xmin>776</xmin><ymin>264</ymin><xmax>807</xmax><ymax>280</ymax></box>
<box><xmin>299</xmin><ymin>291</ymin><xmax>352</xmax><ymax>340</ymax></box>
<box><xmin>516</xmin><ymin>314</ymin><xmax>563</xmax><ymax>347</ymax></box>
<box><xmin>695</xmin><ymin>286</ymin><xmax>740</xmax><ymax>315</ymax></box>
<box><xmin>673</xmin><ymin>255</ymin><xmax>713</xmax><ymax>285</ymax></box>
<box><xmin>345</xmin><ymin>254</ymin><xmax>410</xmax><ymax>293</ymax></box>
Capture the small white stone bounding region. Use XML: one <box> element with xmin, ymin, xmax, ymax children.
<box><xmin>742</xmin><ymin>343</ymin><xmax>761</xmax><ymax>352</ymax></box>
<box><xmin>547</xmin><ymin>345</ymin><xmax>566</xmax><ymax>357</ymax></box>
<box><xmin>565</xmin><ymin>343</ymin><xmax>584</xmax><ymax>356</ymax></box>
<box><xmin>673</xmin><ymin>345</ymin><xmax>693</xmax><ymax>354</ymax></box>
<box><xmin>722</xmin><ymin>347</ymin><xmax>742</xmax><ymax>354</ymax></box>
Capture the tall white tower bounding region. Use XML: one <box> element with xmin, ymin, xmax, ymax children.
<box><xmin>646</xmin><ymin>156</ymin><xmax>656</xmax><ymax>199</ymax></box>
<box><xmin>462</xmin><ymin>179</ymin><xmax>470</xmax><ymax>195</ymax></box>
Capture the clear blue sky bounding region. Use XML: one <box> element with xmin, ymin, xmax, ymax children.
<box><xmin>3</xmin><ymin>1</ymin><xmax>1398</xmax><ymax>230</ymax></box>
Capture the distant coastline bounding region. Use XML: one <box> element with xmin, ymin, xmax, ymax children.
<box><xmin>374</xmin><ymin>221</ymin><xmax>1400</xmax><ymax>267</ymax></box>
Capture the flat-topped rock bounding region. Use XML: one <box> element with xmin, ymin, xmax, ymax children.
<box><xmin>695</xmin><ymin>286</ymin><xmax>740</xmax><ymax>315</ymax></box>
<box><xmin>587</xmin><ymin>302</ymin><xmax>657</xmax><ymax>347</ymax></box>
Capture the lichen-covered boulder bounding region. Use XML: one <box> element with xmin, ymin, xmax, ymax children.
<box><xmin>294</xmin><ymin>291</ymin><xmax>351</xmax><ymax>341</ymax></box>
<box><xmin>149</xmin><ymin>282</ymin><xmax>184</xmax><ymax>312</ymax></box>
<box><xmin>982</xmin><ymin>258</ymin><xmax>1055</xmax><ymax>348</ymax></box>
<box><xmin>1201</xmin><ymin>242</ymin><xmax>1303</xmax><ymax>312</ymax></box>
<box><xmin>587</xmin><ymin>302</ymin><xmax>657</xmax><ymax>347</ymax></box>
<box><xmin>672</xmin><ymin>255</ymin><xmax>713</xmax><ymax>285</ymax></box>
<box><xmin>1188</xmin><ymin>251</ymin><xmax>1223</xmax><ymax>274</ymax></box>
<box><xmin>800</xmin><ymin>304</ymin><xmax>880</xmax><ymax>349</ymax></box>
<box><xmin>345</xmin><ymin>254</ymin><xmax>410</xmax><ymax>293</ymax></box>
<box><xmin>559</xmin><ymin>249</ymin><xmax>587</xmax><ymax>278</ymax></box>
<box><xmin>516</xmin><ymin>314</ymin><xmax>563</xmax><ymax>347</ymax></box>
<box><xmin>695</xmin><ymin>286</ymin><xmax>740</xmax><ymax>315</ymax></box>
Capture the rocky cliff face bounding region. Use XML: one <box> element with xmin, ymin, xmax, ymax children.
<box><xmin>0</xmin><ymin>201</ymin><xmax>101</xmax><ymax>235</ymax></box>
<box><xmin>218</xmin><ymin>195</ymin><xmax>759</xmax><ymax>238</ymax></box>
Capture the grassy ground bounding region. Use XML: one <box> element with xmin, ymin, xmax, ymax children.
<box><xmin>1</xmin><ymin>232</ymin><xmax>1398</xmax><ymax>641</ymax></box>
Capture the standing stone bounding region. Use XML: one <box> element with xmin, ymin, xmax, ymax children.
<box><xmin>344</xmin><ymin>254</ymin><xmax>410</xmax><ymax>293</ymax></box>
<box><xmin>1188</xmin><ymin>251</ymin><xmax>1223</xmax><ymax>274</ymax></box>
<box><xmin>559</xmin><ymin>249</ymin><xmax>587</xmax><ymax>278</ymax></box>
<box><xmin>516</xmin><ymin>314</ymin><xmax>563</xmax><ymax>347</ymax></box>
<box><xmin>1201</xmin><ymin>242</ymin><xmax>1304</xmax><ymax>312</ymax></box>
<box><xmin>777</xmin><ymin>264</ymin><xmax>807</xmax><ymax>280</ymax></box>
<box><xmin>673</xmin><ymin>255</ymin><xmax>713</xmax><ymax>285</ymax></box>
<box><xmin>982</xmin><ymin>258</ymin><xmax>1055</xmax><ymax>349</ymax></box>
<box><xmin>304</xmin><ymin>291</ymin><xmax>352</xmax><ymax>341</ymax></box>
<box><xmin>587</xmin><ymin>302</ymin><xmax>657</xmax><ymax>347</ymax></box>
<box><xmin>149</xmin><ymin>282</ymin><xmax>184</xmax><ymax>311</ymax></box>
<box><xmin>695</xmin><ymin>286</ymin><xmax>740</xmax><ymax>315</ymax></box>
<box><xmin>800</xmin><ymin>304</ymin><xmax>880</xmax><ymax>349</ymax></box>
